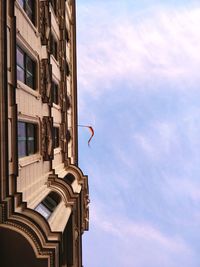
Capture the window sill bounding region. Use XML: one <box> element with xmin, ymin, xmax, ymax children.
<box><xmin>50</xmin><ymin>5</ymin><xmax>59</xmax><ymax>26</ymax></box>
<box><xmin>17</xmin><ymin>81</ymin><xmax>40</xmax><ymax>99</ymax></box>
<box><xmin>50</xmin><ymin>55</ymin><xmax>60</xmax><ymax>69</ymax></box>
<box><xmin>52</xmin><ymin>103</ymin><xmax>61</xmax><ymax>110</ymax></box>
<box><xmin>54</xmin><ymin>147</ymin><xmax>61</xmax><ymax>155</ymax></box>
<box><xmin>15</xmin><ymin>1</ymin><xmax>39</xmax><ymax>37</ymax></box>
<box><xmin>19</xmin><ymin>153</ymin><xmax>41</xmax><ymax>168</ymax></box>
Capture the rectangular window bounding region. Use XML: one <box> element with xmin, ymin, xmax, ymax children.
<box><xmin>52</xmin><ymin>81</ymin><xmax>59</xmax><ymax>105</ymax></box>
<box><xmin>18</xmin><ymin>122</ymin><xmax>37</xmax><ymax>157</ymax></box>
<box><xmin>65</xmin><ymin>28</ymin><xmax>69</xmax><ymax>43</ymax></box>
<box><xmin>18</xmin><ymin>0</ymin><xmax>35</xmax><ymax>24</ymax></box>
<box><xmin>50</xmin><ymin>35</ymin><xmax>58</xmax><ymax>60</ymax></box>
<box><xmin>53</xmin><ymin>127</ymin><xmax>59</xmax><ymax>148</ymax></box>
<box><xmin>17</xmin><ymin>46</ymin><xmax>36</xmax><ymax>89</ymax></box>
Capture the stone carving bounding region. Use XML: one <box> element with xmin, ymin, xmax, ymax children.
<box><xmin>42</xmin><ymin>117</ymin><xmax>53</xmax><ymax>161</ymax></box>
<box><xmin>40</xmin><ymin>59</ymin><xmax>52</xmax><ymax>104</ymax></box>
<box><xmin>40</xmin><ymin>1</ymin><xmax>51</xmax><ymax>45</ymax></box>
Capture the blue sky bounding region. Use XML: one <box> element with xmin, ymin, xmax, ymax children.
<box><xmin>76</xmin><ymin>1</ymin><xmax>200</xmax><ymax>266</ymax></box>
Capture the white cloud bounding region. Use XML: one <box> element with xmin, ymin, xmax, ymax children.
<box><xmin>132</xmin><ymin>120</ymin><xmax>180</xmax><ymax>161</ymax></box>
<box><xmin>85</xmin><ymin>203</ymin><xmax>195</xmax><ymax>267</ymax></box>
<box><xmin>77</xmin><ymin>4</ymin><xmax>200</xmax><ymax>97</ymax></box>
<box><xmin>164</xmin><ymin>177</ymin><xmax>200</xmax><ymax>202</ymax></box>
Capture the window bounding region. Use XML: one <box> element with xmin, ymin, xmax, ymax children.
<box><xmin>17</xmin><ymin>46</ymin><xmax>36</xmax><ymax>89</ymax></box>
<box><xmin>35</xmin><ymin>192</ymin><xmax>60</xmax><ymax>219</ymax></box>
<box><xmin>65</xmin><ymin>28</ymin><xmax>69</xmax><ymax>43</ymax></box>
<box><xmin>50</xmin><ymin>0</ymin><xmax>57</xmax><ymax>16</ymax></box>
<box><xmin>18</xmin><ymin>0</ymin><xmax>35</xmax><ymax>24</ymax></box>
<box><xmin>50</xmin><ymin>34</ymin><xmax>58</xmax><ymax>60</ymax></box>
<box><xmin>52</xmin><ymin>81</ymin><xmax>59</xmax><ymax>105</ymax></box>
<box><xmin>64</xmin><ymin>173</ymin><xmax>75</xmax><ymax>184</ymax></box>
<box><xmin>66</xmin><ymin>61</ymin><xmax>70</xmax><ymax>76</ymax></box>
<box><xmin>18</xmin><ymin>122</ymin><xmax>37</xmax><ymax>157</ymax></box>
<box><xmin>53</xmin><ymin>127</ymin><xmax>59</xmax><ymax>148</ymax></box>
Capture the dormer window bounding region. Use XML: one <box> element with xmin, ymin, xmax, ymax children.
<box><xmin>64</xmin><ymin>173</ymin><xmax>75</xmax><ymax>184</ymax></box>
<box><xmin>35</xmin><ymin>192</ymin><xmax>61</xmax><ymax>219</ymax></box>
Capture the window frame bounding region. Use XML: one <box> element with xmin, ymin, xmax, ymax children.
<box><xmin>35</xmin><ymin>192</ymin><xmax>61</xmax><ymax>219</ymax></box>
<box><xmin>50</xmin><ymin>34</ymin><xmax>58</xmax><ymax>61</ymax></box>
<box><xmin>17</xmin><ymin>45</ymin><xmax>36</xmax><ymax>90</ymax></box>
<box><xmin>50</xmin><ymin>0</ymin><xmax>57</xmax><ymax>16</ymax></box>
<box><xmin>18</xmin><ymin>121</ymin><xmax>38</xmax><ymax>158</ymax></box>
<box><xmin>52</xmin><ymin>81</ymin><xmax>59</xmax><ymax>105</ymax></box>
<box><xmin>53</xmin><ymin>127</ymin><xmax>59</xmax><ymax>149</ymax></box>
<box><xmin>18</xmin><ymin>0</ymin><xmax>36</xmax><ymax>25</ymax></box>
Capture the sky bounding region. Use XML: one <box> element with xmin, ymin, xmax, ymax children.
<box><xmin>76</xmin><ymin>1</ymin><xmax>200</xmax><ymax>266</ymax></box>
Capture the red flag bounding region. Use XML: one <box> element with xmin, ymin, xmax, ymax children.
<box><xmin>78</xmin><ymin>125</ymin><xmax>94</xmax><ymax>146</ymax></box>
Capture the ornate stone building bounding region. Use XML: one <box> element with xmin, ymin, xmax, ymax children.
<box><xmin>0</xmin><ymin>1</ymin><xmax>89</xmax><ymax>266</ymax></box>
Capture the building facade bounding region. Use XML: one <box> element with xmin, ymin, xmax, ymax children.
<box><xmin>0</xmin><ymin>1</ymin><xmax>89</xmax><ymax>266</ymax></box>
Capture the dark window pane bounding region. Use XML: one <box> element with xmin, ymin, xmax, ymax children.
<box><xmin>53</xmin><ymin>127</ymin><xmax>59</xmax><ymax>148</ymax></box>
<box><xmin>24</xmin><ymin>0</ymin><xmax>35</xmax><ymax>23</ymax></box>
<box><xmin>26</xmin><ymin>55</ymin><xmax>34</xmax><ymax>73</ymax></box>
<box><xmin>26</xmin><ymin>55</ymin><xmax>35</xmax><ymax>89</ymax></box>
<box><xmin>43</xmin><ymin>195</ymin><xmax>58</xmax><ymax>212</ymax></box>
<box><xmin>51</xmin><ymin>35</ymin><xmax>58</xmax><ymax>60</ymax></box>
<box><xmin>27</xmin><ymin>140</ymin><xmax>35</xmax><ymax>155</ymax></box>
<box><xmin>52</xmin><ymin>82</ymin><xmax>58</xmax><ymax>104</ymax></box>
<box><xmin>65</xmin><ymin>28</ymin><xmax>69</xmax><ymax>43</ymax></box>
<box><xmin>26</xmin><ymin>72</ymin><xmax>34</xmax><ymax>88</ymax></box>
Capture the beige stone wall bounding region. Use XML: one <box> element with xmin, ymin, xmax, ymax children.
<box><xmin>0</xmin><ymin>1</ymin><xmax>89</xmax><ymax>267</ymax></box>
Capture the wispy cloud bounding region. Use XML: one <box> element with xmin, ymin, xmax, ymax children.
<box><xmin>83</xmin><ymin>203</ymin><xmax>196</xmax><ymax>267</ymax></box>
<box><xmin>77</xmin><ymin>1</ymin><xmax>200</xmax><ymax>267</ymax></box>
<box><xmin>77</xmin><ymin>3</ymin><xmax>200</xmax><ymax>97</ymax></box>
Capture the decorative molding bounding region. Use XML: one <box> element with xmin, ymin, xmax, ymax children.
<box><xmin>42</xmin><ymin>116</ymin><xmax>53</xmax><ymax>161</ymax></box>
<box><xmin>0</xmin><ymin>196</ymin><xmax>59</xmax><ymax>267</ymax></box>
<box><xmin>40</xmin><ymin>1</ymin><xmax>51</xmax><ymax>45</ymax></box>
<box><xmin>40</xmin><ymin>58</ymin><xmax>52</xmax><ymax>104</ymax></box>
<box><xmin>48</xmin><ymin>174</ymin><xmax>79</xmax><ymax>207</ymax></box>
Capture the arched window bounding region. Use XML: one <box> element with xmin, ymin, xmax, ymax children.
<box><xmin>35</xmin><ymin>192</ymin><xmax>61</xmax><ymax>219</ymax></box>
<box><xmin>64</xmin><ymin>173</ymin><xmax>75</xmax><ymax>184</ymax></box>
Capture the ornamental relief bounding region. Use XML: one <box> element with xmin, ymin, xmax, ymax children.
<box><xmin>81</xmin><ymin>177</ymin><xmax>90</xmax><ymax>231</ymax></box>
<box><xmin>39</xmin><ymin>1</ymin><xmax>51</xmax><ymax>45</ymax></box>
<box><xmin>60</xmin><ymin>123</ymin><xmax>65</xmax><ymax>152</ymax></box>
<box><xmin>40</xmin><ymin>59</ymin><xmax>52</xmax><ymax>104</ymax></box>
<box><xmin>42</xmin><ymin>117</ymin><xmax>53</xmax><ymax>161</ymax></box>
<box><xmin>59</xmin><ymin>81</ymin><xmax>71</xmax><ymax>112</ymax></box>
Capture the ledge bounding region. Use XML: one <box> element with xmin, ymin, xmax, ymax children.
<box><xmin>15</xmin><ymin>1</ymin><xmax>40</xmax><ymax>37</ymax></box>
<box><xmin>19</xmin><ymin>153</ymin><xmax>41</xmax><ymax>168</ymax></box>
<box><xmin>17</xmin><ymin>81</ymin><xmax>40</xmax><ymax>99</ymax></box>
